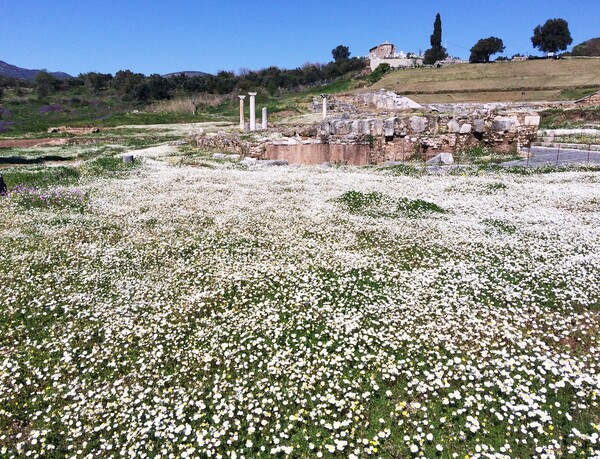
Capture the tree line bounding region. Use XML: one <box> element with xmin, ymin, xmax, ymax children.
<box><xmin>0</xmin><ymin>51</ymin><xmax>366</xmax><ymax>103</ymax></box>
<box><xmin>421</xmin><ymin>14</ymin><xmax>589</xmax><ymax>65</ymax></box>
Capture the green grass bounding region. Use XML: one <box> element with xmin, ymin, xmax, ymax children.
<box><xmin>539</xmin><ymin>107</ymin><xmax>600</xmax><ymax>129</ymax></box>
<box><xmin>337</xmin><ymin>190</ymin><xmax>445</xmax><ymax>218</ymax></box>
<box><xmin>379</xmin><ymin>163</ymin><xmax>425</xmax><ymax>177</ymax></box>
<box><xmin>81</xmin><ymin>156</ymin><xmax>141</xmax><ymax>177</ymax></box>
<box><xmin>368</xmin><ymin>59</ymin><xmax>600</xmax><ymax>103</ymax></box>
<box><xmin>1</xmin><ymin>166</ymin><xmax>81</xmax><ymax>189</ymax></box>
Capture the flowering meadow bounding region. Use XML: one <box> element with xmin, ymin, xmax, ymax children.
<box><xmin>0</xmin><ymin>158</ymin><xmax>599</xmax><ymax>458</ymax></box>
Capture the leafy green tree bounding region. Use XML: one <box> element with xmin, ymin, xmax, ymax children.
<box><xmin>80</xmin><ymin>72</ymin><xmax>113</xmax><ymax>92</ymax></box>
<box><xmin>112</xmin><ymin>70</ymin><xmax>144</xmax><ymax>97</ymax></box>
<box><xmin>332</xmin><ymin>45</ymin><xmax>350</xmax><ymax>62</ymax></box>
<box><xmin>531</xmin><ymin>18</ymin><xmax>573</xmax><ymax>54</ymax></box>
<box><xmin>34</xmin><ymin>71</ymin><xmax>59</xmax><ymax>98</ymax></box>
<box><xmin>469</xmin><ymin>37</ymin><xmax>505</xmax><ymax>63</ymax></box>
<box><xmin>423</xmin><ymin>13</ymin><xmax>448</xmax><ymax>65</ymax></box>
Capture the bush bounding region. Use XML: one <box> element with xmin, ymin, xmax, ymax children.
<box><xmin>368</xmin><ymin>63</ymin><xmax>391</xmax><ymax>84</ymax></box>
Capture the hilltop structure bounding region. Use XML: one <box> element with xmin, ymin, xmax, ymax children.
<box><xmin>368</xmin><ymin>42</ymin><xmax>423</xmax><ymax>71</ymax></box>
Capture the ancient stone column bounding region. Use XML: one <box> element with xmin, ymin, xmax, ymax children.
<box><xmin>238</xmin><ymin>95</ymin><xmax>246</xmax><ymax>130</ymax></box>
<box><xmin>249</xmin><ymin>92</ymin><xmax>257</xmax><ymax>131</ymax></box>
<box><xmin>262</xmin><ymin>107</ymin><xmax>268</xmax><ymax>130</ymax></box>
<box><xmin>321</xmin><ymin>95</ymin><xmax>328</xmax><ymax>119</ymax></box>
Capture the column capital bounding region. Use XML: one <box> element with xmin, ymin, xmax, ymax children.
<box><xmin>248</xmin><ymin>92</ymin><xmax>257</xmax><ymax>96</ymax></box>
<box><xmin>238</xmin><ymin>95</ymin><xmax>246</xmax><ymax>100</ymax></box>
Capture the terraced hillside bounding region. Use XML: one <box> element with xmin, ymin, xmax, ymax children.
<box><xmin>367</xmin><ymin>58</ymin><xmax>600</xmax><ymax>103</ymax></box>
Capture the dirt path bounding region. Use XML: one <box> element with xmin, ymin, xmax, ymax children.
<box><xmin>0</xmin><ymin>138</ymin><xmax>69</xmax><ymax>148</ymax></box>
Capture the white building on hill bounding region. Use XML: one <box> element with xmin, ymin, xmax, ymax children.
<box><xmin>368</xmin><ymin>41</ymin><xmax>423</xmax><ymax>71</ymax></box>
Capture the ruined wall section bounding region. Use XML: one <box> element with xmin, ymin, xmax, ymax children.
<box><xmin>318</xmin><ymin>112</ymin><xmax>540</xmax><ymax>162</ymax></box>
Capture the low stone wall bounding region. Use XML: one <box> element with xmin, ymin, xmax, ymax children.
<box><xmin>265</xmin><ymin>144</ymin><xmax>373</xmax><ymax>166</ymax></box>
<box><xmin>575</xmin><ymin>91</ymin><xmax>600</xmax><ymax>107</ymax></box>
<box><xmin>336</xmin><ymin>91</ymin><xmax>423</xmax><ymax>111</ymax></box>
<box><xmin>191</xmin><ymin>130</ymin><xmax>263</xmax><ymax>157</ymax></box>
<box><xmin>319</xmin><ymin>111</ymin><xmax>540</xmax><ymax>160</ymax></box>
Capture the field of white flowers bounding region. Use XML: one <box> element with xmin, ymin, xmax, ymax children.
<box><xmin>1</xmin><ymin>158</ymin><xmax>599</xmax><ymax>458</ymax></box>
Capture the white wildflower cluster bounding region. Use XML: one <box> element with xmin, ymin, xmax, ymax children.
<box><xmin>0</xmin><ymin>159</ymin><xmax>599</xmax><ymax>458</ymax></box>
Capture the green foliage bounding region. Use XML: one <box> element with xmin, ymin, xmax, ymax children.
<box><xmin>1</xmin><ymin>166</ymin><xmax>81</xmax><ymax>189</ymax></box>
<box><xmin>368</xmin><ymin>63</ymin><xmax>391</xmax><ymax>84</ymax></box>
<box><xmin>571</xmin><ymin>37</ymin><xmax>600</xmax><ymax>56</ymax></box>
<box><xmin>430</xmin><ymin>13</ymin><xmax>443</xmax><ymax>49</ymax></box>
<box><xmin>34</xmin><ymin>71</ymin><xmax>60</xmax><ymax>98</ymax></box>
<box><xmin>9</xmin><ymin>185</ymin><xmax>88</xmax><ymax>212</ymax></box>
<box><xmin>332</xmin><ymin>45</ymin><xmax>351</xmax><ymax>62</ymax></box>
<box><xmin>380</xmin><ymin>164</ymin><xmax>424</xmax><ymax>177</ymax></box>
<box><xmin>539</xmin><ymin>107</ymin><xmax>600</xmax><ymax>129</ymax></box>
<box><xmin>531</xmin><ymin>18</ymin><xmax>573</xmax><ymax>54</ymax></box>
<box><xmin>80</xmin><ymin>72</ymin><xmax>113</xmax><ymax>92</ymax></box>
<box><xmin>423</xmin><ymin>13</ymin><xmax>448</xmax><ymax>65</ymax></box>
<box><xmin>337</xmin><ymin>190</ymin><xmax>445</xmax><ymax>218</ymax></box>
<box><xmin>81</xmin><ymin>156</ymin><xmax>140</xmax><ymax>176</ymax></box>
<box><xmin>470</xmin><ymin>37</ymin><xmax>506</xmax><ymax>63</ymax></box>
<box><xmin>482</xmin><ymin>218</ymin><xmax>517</xmax><ymax>234</ymax></box>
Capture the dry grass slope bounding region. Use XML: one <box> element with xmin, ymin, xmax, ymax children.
<box><xmin>367</xmin><ymin>59</ymin><xmax>600</xmax><ymax>103</ymax></box>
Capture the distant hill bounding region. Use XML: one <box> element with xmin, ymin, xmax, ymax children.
<box><xmin>571</xmin><ymin>38</ymin><xmax>600</xmax><ymax>57</ymax></box>
<box><xmin>162</xmin><ymin>71</ymin><xmax>211</xmax><ymax>78</ymax></box>
<box><xmin>0</xmin><ymin>60</ymin><xmax>72</xmax><ymax>80</ymax></box>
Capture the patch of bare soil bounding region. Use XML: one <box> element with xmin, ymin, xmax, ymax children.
<box><xmin>0</xmin><ymin>138</ymin><xmax>70</xmax><ymax>148</ymax></box>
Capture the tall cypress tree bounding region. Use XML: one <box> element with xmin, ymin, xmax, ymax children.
<box><xmin>431</xmin><ymin>13</ymin><xmax>442</xmax><ymax>48</ymax></box>
<box><xmin>423</xmin><ymin>13</ymin><xmax>448</xmax><ymax>65</ymax></box>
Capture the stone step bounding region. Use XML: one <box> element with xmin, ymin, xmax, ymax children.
<box><xmin>531</xmin><ymin>142</ymin><xmax>600</xmax><ymax>151</ymax></box>
<box><xmin>538</xmin><ymin>136</ymin><xmax>600</xmax><ymax>143</ymax></box>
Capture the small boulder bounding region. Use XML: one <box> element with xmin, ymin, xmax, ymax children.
<box><xmin>473</xmin><ymin>119</ymin><xmax>486</xmax><ymax>133</ymax></box>
<box><xmin>426</xmin><ymin>152</ymin><xmax>454</xmax><ymax>165</ymax></box>
<box><xmin>447</xmin><ymin>119</ymin><xmax>460</xmax><ymax>133</ymax></box>
<box><xmin>459</xmin><ymin>123</ymin><xmax>472</xmax><ymax>134</ymax></box>
<box><xmin>409</xmin><ymin>116</ymin><xmax>428</xmax><ymax>133</ymax></box>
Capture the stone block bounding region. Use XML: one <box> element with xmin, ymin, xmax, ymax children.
<box><xmin>409</xmin><ymin>116</ymin><xmax>427</xmax><ymax>133</ymax></box>
<box><xmin>361</xmin><ymin>120</ymin><xmax>371</xmax><ymax>135</ymax></box>
<box><xmin>459</xmin><ymin>123</ymin><xmax>472</xmax><ymax>134</ymax></box>
<box><xmin>384</xmin><ymin>118</ymin><xmax>396</xmax><ymax>137</ymax></box>
<box><xmin>524</xmin><ymin>115</ymin><xmax>540</xmax><ymax>127</ymax></box>
<box><xmin>492</xmin><ymin>116</ymin><xmax>515</xmax><ymax>132</ymax></box>
<box><xmin>373</xmin><ymin>120</ymin><xmax>384</xmax><ymax>136</ymax></box>
<box><xmin>473</xmin><ymin>119</ymin><xmax>486</xmax><ymax>133</ymax></box>
<box><xmin>426</xmin><ymin>152</ymin><xmax>454</xmax><ymax>165</ymax></box>
<box><xmin>447</xmin><ymin>119</ymin><xmax>460</xmax><ymax>133</ymax></box>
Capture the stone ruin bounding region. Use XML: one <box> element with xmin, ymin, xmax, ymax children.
<box><xmin>192</xmin><ymin>91</ymin><xmax>542</xmax><ymax>166</ymax></box>
<box><xmin>264</xmin><ymin>111</ymin><xmax>540</xmax><ymax>166</ymax></box>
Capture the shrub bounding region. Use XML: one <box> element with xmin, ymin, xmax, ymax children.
<box><xmin>39</xmin><ymin>104</ymin><xmax>62</xmax><ymax>114</ymax></box>
<box><xmin>368</xmin><ymin>63</ymin><xmax>391</xmax><ymax>84</ymax></box>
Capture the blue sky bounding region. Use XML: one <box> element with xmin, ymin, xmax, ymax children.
<box><xmin>1</xmin><ymin>0</ymin><xmax>598</xmax><ymax>76</ymax></box>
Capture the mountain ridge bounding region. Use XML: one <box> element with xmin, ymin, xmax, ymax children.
<box><xmin>0</xmin><ymin>60</ymin><xmax>72</xmax><ymax>80</ymax></box>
